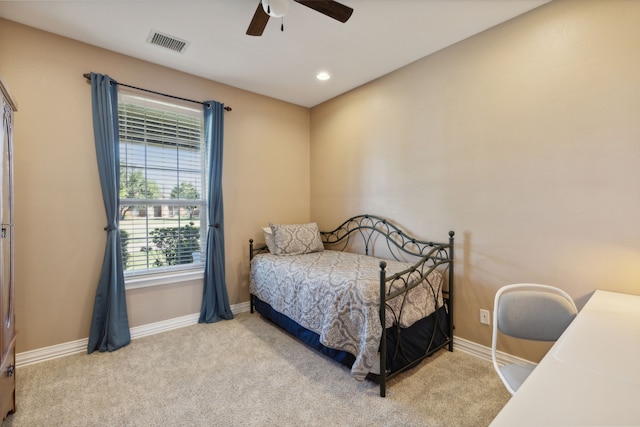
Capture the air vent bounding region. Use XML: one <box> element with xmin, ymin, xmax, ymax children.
<box><xmin>146</xmin><ymin>30</ymin><xmax>190</xmax><ymax>54</ymax></box>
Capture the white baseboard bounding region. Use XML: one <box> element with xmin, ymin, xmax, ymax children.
<box><xmin>17</xmin><ymin>302</ymin><xmax>528</xmax><ymax>369</ymax></box>
<box><xmin>16</xmin><ymin>301</ymin><xmax>251</xmax><ymax>368</ymax></box>
<box><xmin>453</xmin><ymin>336</ymin><xmax>534</xmax><ymax>366</ymax></box>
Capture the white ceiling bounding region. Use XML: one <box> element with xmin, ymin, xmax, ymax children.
<box><xmin>0</xmin><ymin>0</ymin><xmax>549</xmax><ymax>108</ymax></box>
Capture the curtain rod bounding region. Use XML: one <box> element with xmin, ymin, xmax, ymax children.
<box><xmin>83</xmin><ymin>73</ymin><xmax>232</xmax><ymax>111</ymax></box>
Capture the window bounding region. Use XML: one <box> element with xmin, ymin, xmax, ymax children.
<box><xmin>118</xmin><ymin>92</ymin><xmax>206</xmax><ymax>279</ymax></box>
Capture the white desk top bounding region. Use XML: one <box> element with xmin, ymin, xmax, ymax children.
<box><xmin>490</xmin><ymin>290</ymin><xmax>640</xmax><ymax>426</ymax></box>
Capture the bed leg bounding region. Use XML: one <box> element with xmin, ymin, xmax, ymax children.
<box><xmin>249</xmin><ymin>239</ymin><xmax>255</xmax><ymax>314</ymax></box>
<box><xmin>448</xmin><ymin>230</ymin><xmax>455</xmax><ymax>352</ymax></box>
<box><xmin>379</xmin><ymin>323</ymin><xmax>386</xmax><ymax>397</ymax></box>
<box><xmin>448</xmin><ymin>304</ymin><xmax>454</xmax><ymax>352</ymax></box>
<box><xmin>379</xmin><ymin>260</ymin><xmax>387</xmax><ymax>397</ymax></box>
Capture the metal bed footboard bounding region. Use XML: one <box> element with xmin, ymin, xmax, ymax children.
<box><xmin>320</xmin><ymin>214</ymin><xmax>454</xmax><ymax>397</ymax></box>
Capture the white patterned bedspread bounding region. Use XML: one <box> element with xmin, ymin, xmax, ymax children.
<box><xmin>249</xmin><ymin>250</ymin><xmax>443</xmax><ymax>380</ymax></box>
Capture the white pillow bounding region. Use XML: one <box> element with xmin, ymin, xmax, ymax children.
<box><xmin>262</xmin><ymin>227</ymin><xmax>277</xmax><ymax>254</ymax></box>
<box><xmin>269</xmin><ymin>222</ymin><xmax>324</xmax><ymax>256</ymax></box>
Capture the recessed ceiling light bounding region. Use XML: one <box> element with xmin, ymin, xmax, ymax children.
<box><xmin>316</xmin><ymin>71</ymin><xmax>331</xmax><ymax>81</ymax></box>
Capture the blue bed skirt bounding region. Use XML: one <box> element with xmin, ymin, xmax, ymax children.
<box><xmin>253</xmin><ymin>296</ymin><xmax>450</xmax><ymax>375</ymax></box>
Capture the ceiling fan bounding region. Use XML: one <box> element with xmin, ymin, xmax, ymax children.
<box><xmin>246</xmin><ymin>0</ymin><xmax>354</xmax><ymax>36</ymax></box>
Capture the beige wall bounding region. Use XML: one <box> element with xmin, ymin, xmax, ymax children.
<box><xmin>0</xmin><ymin>19</ymin><xmax>311</xmax><ymax>353</ymax></box>
<box><xmin>310</xmin><ymin>0</ymin><xmax>640</xmax><ymax>362</ymax></box>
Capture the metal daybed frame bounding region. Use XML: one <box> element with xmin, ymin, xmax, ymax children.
<box><xmin>249</xmin><ymin>214</ymin><xmax>454</xmax><ymax>397</ymax></box>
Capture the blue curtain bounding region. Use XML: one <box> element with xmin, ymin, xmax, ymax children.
<box><xmin>87</xmin><ymin>73</ymin><xmax>131</xmax><ymax>353</ymax></box>
<box><xmin>199</xmin><ymin>101</ymin><xmax>233</xmax><ymax>323</ymax></box>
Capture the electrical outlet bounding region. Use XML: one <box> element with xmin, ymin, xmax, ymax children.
<box><xmin>480</xmin><ymin>309</ymin><xmax>490</xmax><ymax>325</ymax></box>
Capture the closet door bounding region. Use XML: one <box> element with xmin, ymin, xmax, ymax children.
<box><xmin>0</xmin><ymin>86</ymin><xmax>16</xmax><ymax>420</ymax></box>
<box><xmin>1</xmin><ymin>99</ymin><xmax>13</xmax><ymax>357</ymax></box>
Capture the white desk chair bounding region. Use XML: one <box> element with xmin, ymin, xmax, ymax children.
<box><xmin>491</xmin><ymin>283</ymin><xmax>578</xmax><ymax>395</ymax></box>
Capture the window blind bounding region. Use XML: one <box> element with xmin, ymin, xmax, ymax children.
<box><xmin>118</xmin><ymin>93</ymin><xmax>206</xmax><ymax>275</ymax></box>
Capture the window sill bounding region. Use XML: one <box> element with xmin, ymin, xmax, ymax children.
<box><xmin>125</xmin><ymin>269</ymin><xmax>204</xmax><ymax>290</ymax></box>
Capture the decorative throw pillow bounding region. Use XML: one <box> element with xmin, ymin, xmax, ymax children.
<box><xmin>262</xmin><ymin>227</ymin><xmax>277</xmax><ymax>254</ymax></box>
<box><xmin>269</xmin><ymin>222</ymin><xmax>325</xmax><ymax>256</ymax></box>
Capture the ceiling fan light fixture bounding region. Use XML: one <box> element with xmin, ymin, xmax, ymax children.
<box><xmin>316</xmin><ymin>71</ymin><xmax>331</xmax><ymax>81</ymax></box>
<box><xmin>262</xmin><ymin>0</ymin><xmax>290</xmax><ymax>18</ymax></box>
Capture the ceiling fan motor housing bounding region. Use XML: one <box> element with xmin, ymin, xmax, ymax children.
<box><xmin>247</xmin><ymin>0</ymin><xmax>353</xmax><ymax>37</ymax></box>
<box><xmin>262</xmin><ymin>0</ymin><xmax>289</xmax><ymax>18</ymax></box>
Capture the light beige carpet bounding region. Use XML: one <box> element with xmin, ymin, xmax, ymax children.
<box><xmin>3</xmin><ymin>312</ymin><xmax>510</xmax><ymax>427</ymax></box>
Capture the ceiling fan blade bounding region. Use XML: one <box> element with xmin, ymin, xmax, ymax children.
<box><xmin>246</xmin><ymin>2</ymin><xmax>270</xmax><ymax>36</ymax></box>
<box><xmin>294</xmin><ymin>1</ymin><xmax>354</xmax><ymax>23</ymax></box>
